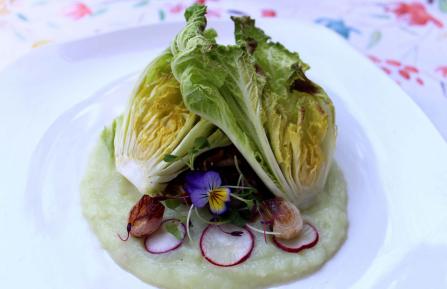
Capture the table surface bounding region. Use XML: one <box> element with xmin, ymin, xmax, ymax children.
<box><xmin>1</xmin><ymin>0</ymin><xmax>446</xmax><ymax>140</ymax></box>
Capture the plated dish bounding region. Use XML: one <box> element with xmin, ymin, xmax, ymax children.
<box><xmin>81</xmin><ymin>4</ymin><xmax>347</xmax><ymax>289</ymax></box>
<box><xmin>1</xmin><ymin>4</ymin><xmax>447</xmax><ymax>289</ymax></box>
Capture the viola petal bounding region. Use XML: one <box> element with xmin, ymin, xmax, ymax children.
<box><xmin>203</xmin><ymin>171</ymin><xmax>222</xmax><ymax>189</ymax></box>
<box><xmin>209</xmin><ymin>200</ymin><xmax>228</xmax><ymax>215</ymax></box>
<box><xmin>212</xmin><ymin>187</ymin><xmax>231</xmax><ymax>202</ymax></box>
<box><xmin>185</xmin><ymin>183</ymin><xmax>209</xmax><ymax>208</ymax></box>
<box><xmin>184</xmin><ymin>171</ymin><xmax>222</xmax><ymax>190</ymax></box>
<box><xmin>184</xmin><ymin>171</ymin><xmax>225</xmax><ymax>209</ymax></box>
<box><xmin>208</xmin><ymin>188</ymin><xmax>230</xmax><ymax>215</ymax></box>
<box><xmin>185</xmin><ymin>171</ymin><xmax>210</xmax><ymax>191</ymax></box>
<box><xmin>190</xmin><ymin>191</ymin><xmax>209</xmax><ymax>208</ymax></box>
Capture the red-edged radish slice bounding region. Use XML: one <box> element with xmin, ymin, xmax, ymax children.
<box><xmin>144</xmin><ymin>219</ymin><xmax>186</xmax><ymax>254</ymax></box>
<box><xmin>200</xmin><ymin>224</ymin><xmax>254</xmax><ymax>267</ymax></box>
<box><xmin>273</xmin><ymin>222</ymin><xmax>319</xmax><ymax>253</ymax></box>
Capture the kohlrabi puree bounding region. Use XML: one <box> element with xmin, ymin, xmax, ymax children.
<box><xmin>81</xmin><ymin>128</ymin><xmax>348</xmax><ymax>289</ymax></box>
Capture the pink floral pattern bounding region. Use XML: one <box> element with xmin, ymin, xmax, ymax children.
<box><xmin>370</xmin><ymin>55</ymin><xmax>425</xmax><ymax>86</ymax></box>
<box><xmin>169</xmin><ymin>4</ymin><xmax>185</xmax><ymax>14</ymax></box>
<box><xmin>0</xmin><ymin>0</ymin><xmax>446</xmax><ymax>138</ymax></box>
<box><xmin>65</xmin><ymin>2</ymin><xmax>92</xmax><ymax>21</ymax></box>
<box><xmin>437</xmin><ymin>66</ymin><xmax>447</xmax><ymax>78</ymax></box>
<box><xmin>261</xmin><ymin>9</ymin><xmax>276</xmax><ymax>18</ymax></box>
<box><xmin>387</xmin><ymin>2</ymin><xmax>444</xmax><ymax>27</ymax></box>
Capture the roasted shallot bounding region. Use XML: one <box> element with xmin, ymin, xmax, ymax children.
<box><xmin>119</xmin><ymin>195</ymin><xmax>165</xmax><ymax>240</ymax></box>
<box><xmin>261</xmin><ymin>198</ymin><xmax>303</xmax><ymax>240</ymax></box>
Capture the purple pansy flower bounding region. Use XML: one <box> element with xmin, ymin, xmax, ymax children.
<box><xmin>184</xmin><ymin>171</ymin><xmax>230</xmax><ymax>215</ymax></box>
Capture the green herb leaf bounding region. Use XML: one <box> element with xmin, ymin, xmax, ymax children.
<box><xmin>184</xmin><ymin>136</ymin><xmax>211</xmax><ymax>170</ymax></box>
<box><xmin>193</xmin><ymin>136</ymin><xmax>210</xmax><ymax>149</ymax></box>
<box><xmin>229</xmin><ymin>211</ymin><xmax>249</xmax><ymax>227</ymax></box>
<box><xmin>164</xmin><ymin>222</ymin><xmax>182</xmax><ymax>240</ymax></box>
<box><xmin>245</xmin><ymin>199</ymin><xmax>254</xmax><ymax>210</ymax></box>
<box><xmin>237</xmin><ymin>187</ymin><xmax>257</xmax><ymax>197</ymax></box>
<box><xmin>163</xmin><ymin>199</ymin><xmax>181</xmax><ymax>210</ymax></box>
<box><xmin>100</xmin><ymin>118</ymin><xmax>118</xmax><ymax>160</ymax></box>
<box><xmin>177</xmin><ymin>215</ymin><xmax>188</xmax><ymax>224</ymax></box>
<box><xmin>185</xmin><ymin>153</ymin><xmax>196</xmax><ymax>170</ymax></box>
<box><xmin>163</xmin><ymin>154</ymin><xmax>179</xmax><ymax>162</ymax></box>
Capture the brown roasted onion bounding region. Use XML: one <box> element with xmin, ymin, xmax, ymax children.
<box><xmin>128</xmin><ymin>195</ymin><xmax>165</xmax><ymax>238</ymax></box>
<box><xmin>261</xmin><ymin>198</ymin><xmax>303</xmax><ymax>240</ymax></box>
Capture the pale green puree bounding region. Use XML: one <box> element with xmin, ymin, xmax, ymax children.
<box><xmin>80</xmin><ymin>129</ymin><xmax>348</xmax><ymax>289</ymax></box>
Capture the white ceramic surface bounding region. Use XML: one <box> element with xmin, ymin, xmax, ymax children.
<box><xmin>0</xmin><ymin>20</ymin><xmax>446</xmax><ymax>289</ymax></box>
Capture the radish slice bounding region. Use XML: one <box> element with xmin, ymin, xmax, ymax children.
<box><xmin>200</xmin><ymin>224</ymin><xmax>254</xmax><ymax>267</ymax></box>
<box><xmin>144</xmin><ymin>219</ymin><xmax>186</xmax><ymax>254</ymax></box>
<box><xmin>273</xmin><ymin>222</ymin><xmax>319</xmax><ymax>253</ymax></box>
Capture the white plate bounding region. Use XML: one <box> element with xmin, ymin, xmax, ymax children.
<box><xmin>1</xmin><ymin>20</ymin><xmax>447</xmax><ymax>289</ymax></box>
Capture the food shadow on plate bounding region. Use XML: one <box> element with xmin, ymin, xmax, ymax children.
<box><xmin>319</xmin><ymin>88</ymin><xmax>389</xmax><ymax>288</ymax></box>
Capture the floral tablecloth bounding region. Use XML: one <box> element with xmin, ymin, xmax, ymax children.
<box><xmin>1</xmin><ymin>0</ymin><xmax>446</xmax><ymax>139</ymax></box>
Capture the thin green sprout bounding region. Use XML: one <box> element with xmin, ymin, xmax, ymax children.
<box><xmin>246</xmin><ymin>224</ymin><xmax>280</xmax><ymax>236</ymax></box>
<box><xmin>230</xmin><ymin>193</ymin><xmax>251</xmax><ymax>203</ymax></box>
<box><xmin>234</xmin><ymin>155</ymin><xmax>245</xmax><ymax>187</ymax></box>
<box><xmin>186</xmin><ymin>204</ymin><xmax>194</xmax><ymax>242</ymax></box>
<box><xmin>224</xmin><ymin>185</ymin><xmax>255</xmax><ymax>190</ymax></box>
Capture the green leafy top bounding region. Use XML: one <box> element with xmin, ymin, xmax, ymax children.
<box><xmin>233</xmin><ymin>16</ymin><xmax>336</xmax><ymax>206</ymax></box>
<box><xmin>170</xmin><ymin>5</ymin><xmax>336</xmax><ymax>207</ymax></box>
<box><xmin>170</xmin><ymin>5</ymin><xmax>288</xmax><ymax>200</ymax></box>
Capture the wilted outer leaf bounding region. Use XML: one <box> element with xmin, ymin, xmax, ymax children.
<box><xmin>233</xmin><ymin>16</ymin><xmax>336</xmax><ymax>207</ymax></box>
